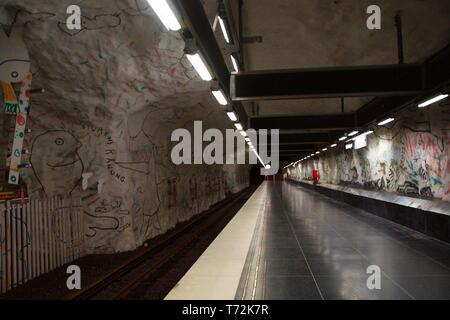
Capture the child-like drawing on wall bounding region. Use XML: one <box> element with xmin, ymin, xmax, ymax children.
<box><xmin>0</xmin><ymin>27</ymin><xmax>32</xmax><ymax>188</ymax></box>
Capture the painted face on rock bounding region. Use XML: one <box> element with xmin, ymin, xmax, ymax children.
<box><xmin>39</xmin><ymin>132</ymin><xmax>82</xmax><ymax>167</ymax></box>
<box><xmin>30</xmin><ymin>131</ymin><xmax>84</xmax><ymax>195</ymax></box>
<box><xmin>0</xmin><ymin>29</ymin><xmax>31</xmax><ymax>83</ymax></box>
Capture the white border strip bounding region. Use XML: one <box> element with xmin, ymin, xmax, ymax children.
<box><xmin>165</xmin><ymin>182</ymin><xmax>268</xmax><ymax>300</ymax></box>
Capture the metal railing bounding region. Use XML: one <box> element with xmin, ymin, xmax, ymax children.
<box><xmin>0</xmin><ymin>196</ymin><xmax>85</xmax><ymax>294</ymax></box>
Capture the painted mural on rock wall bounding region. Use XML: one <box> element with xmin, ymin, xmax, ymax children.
<box><xmin>0</xmin><ymin>1</ymin><xmax>249</xmax><ymax>254</ymax></box>
<box><xmin>20</xmin><ymin>103</ymin><xmax>249</xmax><ymax>254</ymax></box>
<box><xmin>288</xmin><ymin>103</ymin><xmax>450</xmax><ymax>202</ymax></box>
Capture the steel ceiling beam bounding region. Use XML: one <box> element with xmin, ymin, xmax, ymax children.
<box><xmin>424</xmin><ymin>43</ymin><xmax>450</xmax><ymax>89</ymax></box>
<box><xmin>250</xmin><ymin>114</ymin><xmax>356</xmax><ymax>131</ymax></box>
<box><xmin>279</xmin><ymin>155</ymin><xmax>310</xmax><ymax>162</ymax></box>
<box><xmin>356</xmin><ymin>96</ymin><xmax>413</xmax><ymax>127</ymax></box>
<box><xmin>231</xmin><ymin>64</ymin><xmax>424</xmax><ymax>101</ymax></box>
<box><xmin>355</xmin><ymin>44</ymin><xmax>450</xmax><ymax>127</ymax></box>
<box><xmin>277</xmin><ymin>144</ymin><xmax>317</xmax><ymax>152</ymax></box>
<box><xmin>257</xmin><ymin>132</ymin><xmax>337</xmax><ymax>144</ymax></box>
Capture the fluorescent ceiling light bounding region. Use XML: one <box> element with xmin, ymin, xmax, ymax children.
<box><xmin>227</xmin><ymin>111</ymin><xmax>237</xmax><ymax>122</ymax></box>
<box><xmin>244</xmin><ymin>137</ymin><xmax>250</xmax><ymax>142</ymax></box>
<box><xmin>240</xmin><ymin>131</ymin><xmax>247</xmax><ymax>137</ymax></box>
<box><xmin>310</xmin><ymin>154</ymin><xmax>314</xmax><ymax>157</ymax></box>
<box><xmin>250</xmin><ymin>148</ymin><xmax>265</xmax><ymax>167</ymax></box>
<box><xmin>345</xmin><ymin>143</ymin><xmax>353</xmax><ymax>150</ymax></box>
<box><xmin>348</xmin><ymin>131</ymin><xmax>359</xmax><ymax>137</ymax></box>
<box><xmin>147</xmin><ymin>0</ymin><xmax>181</xmax><ymax>31</ymax></box>
<box><xmin>186</xmin><ymin>53</ymin><xmax>212</xmax><ymax>81</ymax></box>
<box><xmin>231</xmin><ymin>55</ymin><xmax>239</xmax><ymax>72</ymax></box>
<box><xmin>218</xmin><ymin>16</ymin><xmax>230</xmax><ymax>43</ymax></box>
<box><xmin>234</xmin><ymin>123</ymin><xmax>243</xmax><ymax>130</ymax></box>
<box><xmin>331</xmin><ymin>144</ymin><xmax>337</xmax><ymax>148</ymax></box>
<box><xmin>352</xmin><ymin>131</ymin><xmax>374</xmax><ymax>141</ymax></box>
<box><xmin>212</xmin><ymin>89</ymin><xmax>227</xmax><ymax>105</ymax></box>
<box><xmin>378</xmin><ymin>118</ymin><xmax>395</xmax><ymax>126</ymax></box>
<box><xmin>322</xmin><ymin>148</ymin><xmax>328</xmax><ymax>152</ymax></box>
<box><xmin>339</xmin><ymin>136</ymin><xmax>347</xmax><ymax>141</ymax></box>
<box><xmin>265</xmin><ymin>164</ymin><xmax>271</xmax><ymax>169</ymax></box>
<box><xmin>354</xmin><ymin>134</ymin><xmax>368</xmax><ymax>150</ymax></box>
<box><xmin>315</xmin><ymin>151</ymin><xmax>320</xmax><ymax>154</ymax></box>
<box><xmin>418</xmin><ymin>94</ymin><xmax>449</xmax><ymax>108</ymax></box>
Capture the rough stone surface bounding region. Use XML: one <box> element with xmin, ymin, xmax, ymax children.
<box><xmin>287</xmin><ymin>103</ymin><xmax>450</xmax><ymax>202</ymax></box>
<box><xmin>0</xmin><ymin>0</ymin><xmax>249</xmax><ymax>253</ymax></box>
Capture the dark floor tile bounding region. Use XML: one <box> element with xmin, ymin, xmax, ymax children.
<box><xmin>264</xmin><ymin>258</ymin><xmax>311</xmax><ymax>276</ymax></box>
<box><xmin>398</xmin><ymin>240</ymin><xmax>450</xmax><ymax>268</ymax></box>
<box><xmin>259</xmin><ymin>182</ymin><xmax>450</xmax><ymax>300</ymax></box>
<box><xmin>264</xmin><ymin>217</ymin><xmax>288</xmax><ymax>224</ymax></box>
<box><xmin>263</xmin><ymin>233</ymin><xmax>297</xmax><ymax>244</ymax></box>
<box><xmin>316</xmin><ymin>276</ymin><xmax>412</xmax><ymax>300</ymax></box>
<box><xmin>300</xmin><ymin>245</ymin><xmax>363</xmax><ymax>260</ymax></box>
<box><xmin>369</xmin><ymin>257</ymin><xmax>450</xmax><ymax>276</ymax></box>
<box><xmin>263</xmin><ymin>224</ymin><xmax>292</xmax><ymax>233</ymax></box>
<box><xmin>262</xmin><ymin>237</ymin><xmax>299</xmax><ymax>249</ymax></box>
<box><xmin>264</xmin><ymin>276</ymin><xmax>322</xmax><ymax>300</ymax></box>
<box><xmin>391</xmin><ymin>276</ymin><xmax>450</xmax><ymax>300</ymax></box>
<box><xmin>263</xmin><ymin>247</ymin><xmax>304</xmax><ymax>260</ymax></box>
<box><xmin>297</xmin><ymin>236</ymin><xmax>352</xmax><ymax>248</ymax></box>
<box><xmin>308</xmin><ymin>258</ymin><xmax>371</xmax><ymax>276</ymax></box>
<box><xmin>361</xmin><ymin>246</ymin><xmax>425</xmax><ymax>261</ymax></box>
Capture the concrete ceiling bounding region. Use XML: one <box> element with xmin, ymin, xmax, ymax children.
<box><xmin>242</xmin><ymin>0</ymin><xmax>450</xmax><ymax>69</ymax></box>
<box><xmin>238</xmin><ymin>0</ymin><xmax>450</xmax><ymax>117</ymax></box>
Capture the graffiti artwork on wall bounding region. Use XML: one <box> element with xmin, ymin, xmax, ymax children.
<box><xmin>84</xmin><ymin>195</ymin><xmax>130</xmax><ymax>238</ymax></box>
<box><xmin>402</xmin><ymin>131</ymin><xmax>445</xmax><ymax>198</ymax></box>
<box><xmin>0</xmin><ymin>28</ymin><xmax>33</xmax><ymax>185</ymax></box>
<box><xmin>0</xmin><ymin>3</ymin><xmax>251</xmax><ymax>255</ymax></box>
<box><xmin>289</xmin><ymin>106</ymin><xmax>450</xmax><ymax>202</ymax></box>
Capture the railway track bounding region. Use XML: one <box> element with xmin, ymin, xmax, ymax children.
<box><xmin>67</xmin><ymin>186</ymin><xmax>256</xmax><ymax>300</ymax></box>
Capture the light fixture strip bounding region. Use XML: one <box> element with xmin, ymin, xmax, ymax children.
<box><xmin>147</xmin><ymin>0</ymin><xmax>181</xmax><ymax>31</ymax></box>
<box><xmin>418</xmin><ymin>94</ymin><xmax>449</xmax><ymax>108</ymax></box>
<box><xmin>212</xmin><ymin>89</ymin><xmax>228</xmax><ymax>105</ymax></box>
<box><xmin>251</xmin><ymin>148</ymin><xmax>266</xmax><ymax>167</ymax></box>
<box><xmin>231</xmin><ymin>55</ymin><xmax>239</xmax><ymax>72</ymax></box>
<box><xmin>227</xmin><ymin>111</ymin><xmax>237</xmax><ymax>122</ymax></box>
<box><xmin>218</xmin><ymin>16</ymin><xmax>230</xmax><ymax>43</ymax></box>
<box><xmin>378</xmin><ymin>118</ymin><xmax>395</xmax><ymax>126</ymax></box>
<box><xmin>186</xmin><ymin>53</ymin><xmax>213</xmax><ymax>81</ymax></box>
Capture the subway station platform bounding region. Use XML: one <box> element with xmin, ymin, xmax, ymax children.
<box><xmin>166</xmin><ymin>181</ymin><xmax>450</xmax><ymax>300</ymax></box>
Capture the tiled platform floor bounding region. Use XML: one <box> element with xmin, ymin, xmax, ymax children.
<box><xmin>243</xmin><ymin>182</ymin><xmax>450</xmax><ymax>300</ymax></box>
<box><xmin>167</xmin><ymin>181</ymin><xmax>450</xmax><ymax>300</ymax></box>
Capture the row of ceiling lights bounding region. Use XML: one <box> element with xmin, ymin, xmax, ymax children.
<box><xmin>284</xmin><ymin>93</ymin><xmax>449</xmax><ymax>170</ymax></box>
<box><xmin>148</xmin><ymin>0</ymin><xmax>270</xmax><ymax>169</ymax></box>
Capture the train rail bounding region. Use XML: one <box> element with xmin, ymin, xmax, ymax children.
<box><xmin>67</xmin><ymin>186</ymin><xmax>256</xmax><ymax>300</ymax></box>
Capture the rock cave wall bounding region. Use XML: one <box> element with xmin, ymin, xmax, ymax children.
<box><xmin>287</xmin><ymin>103</ymin><xmax>450</xmax><ymax>202</ymax></box>
<box><xmin>0</xmin><ymin>0</ymin><xmax>249</xmax><ymax>254</ymax></box>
